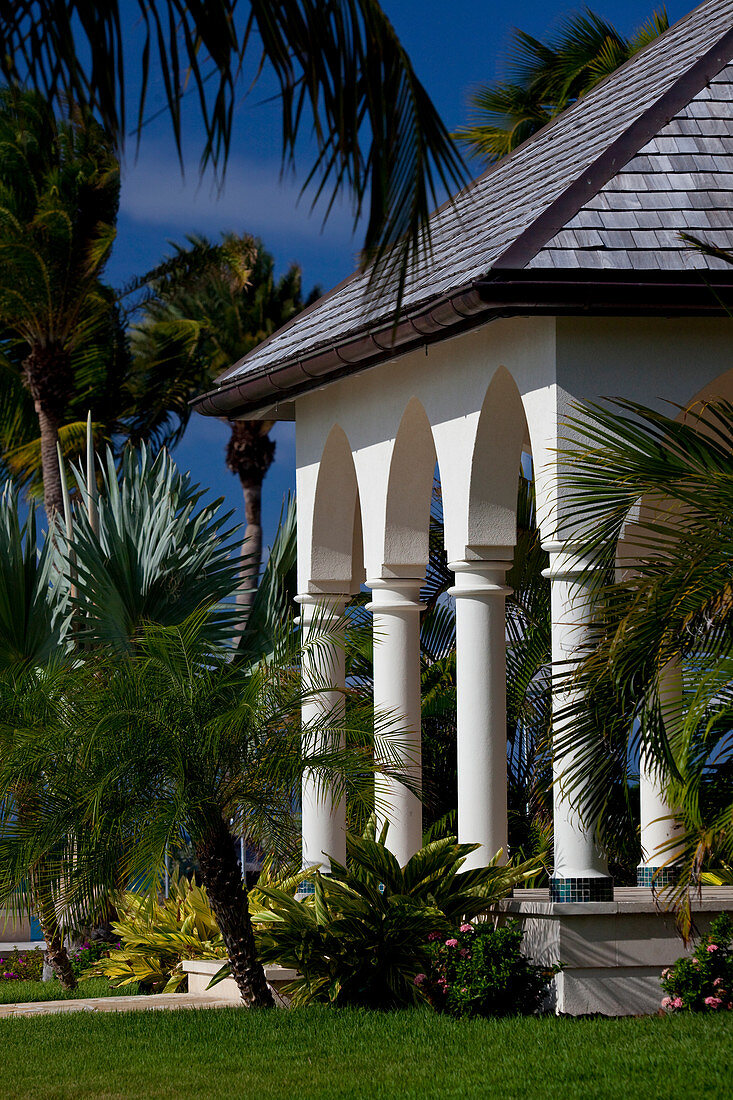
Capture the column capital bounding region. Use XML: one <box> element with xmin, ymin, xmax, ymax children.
<box><xmin>366</xmin><ymin>577</ymin><xmax>425</xmax><ymax>614</ymax></box>
<box><xmin>447</xmin><ymin>559</ymin><xmax>512</xmax><ymax>599</ymax></box>
<box><xmin>295</xmin><ymin>592</ymin><xmax>349</xmax><ymax>627</ymax></box>
<box><xmin>541</xmin><ymin>540</ymin><xmax>604</xmax><ymax>580</ymax></box>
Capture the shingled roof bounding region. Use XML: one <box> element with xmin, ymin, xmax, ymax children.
<box><xmin>195</xmin><ymin>0</ymin><xmax>733</xmax><ymax>418</ymax></box>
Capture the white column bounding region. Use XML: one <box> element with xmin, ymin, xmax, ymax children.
<box><xmin>297</xmin><ymin>593</ymin><xmax>348</xmax><ymax>871</ymax></box>
<box><xmin>448</xmin><ymin>558</ymin><xmax>511</xmax><ymax>870</ymax></box>
<box><xmin>367</xmin><ymin>578</ymin><xmax>423</xmax><ymax>866</ymax></box>
<box><xmin>545</xmin><ymin>544</ymin><xmax>613</xmax><ymax>901</ymax></box>
<box><xmin>638</xmin><ymin>659</ymin><xmax>684</xmax><ymax>886</ymax></box>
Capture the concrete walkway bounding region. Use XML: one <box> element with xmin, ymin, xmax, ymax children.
<box><xmin>0</xmin><ymin>992</ymin><xmax>237</xmax><ymax>1018</ymax></box>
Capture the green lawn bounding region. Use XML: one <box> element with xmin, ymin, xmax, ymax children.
<box><xmin>0</xmin><ymin>1006</ymin><xmax>730</xmax><ymax>1099</ymax></box>
<box><xmin>0</xmin><ymin>977</ymin><xmax>140</xmax><ymax>1004</ymax></box>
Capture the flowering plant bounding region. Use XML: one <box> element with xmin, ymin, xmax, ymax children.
<box><xmin>661</xmin><ymin>914</ymin><xmax>733</xmax><ymax>1012</ymax></box>
<box><xmin>0</xmin><ymin>947</ymin><xmax>44</xmax><ymax>982</ymax></box>
<box><xmin>417</xmin><ymin>920</ymin><xmax>558</xmax><ymax>1018</ymax></box>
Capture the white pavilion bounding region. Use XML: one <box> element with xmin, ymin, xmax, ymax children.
<box><xmin>195</xmin><ymin>0</ymin><xmax>733</xmax><ymax>1012</ymax></box>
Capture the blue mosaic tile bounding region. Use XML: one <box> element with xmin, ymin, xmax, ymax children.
<box><xmin>636</xmin><ymin>866</ymin><xmax>679</xmax><ymax>888</ymax></box>
<box><xmin>549</xmin><ymin>876</ymin><xmax>614</xmax><ymax>902</ymax></box>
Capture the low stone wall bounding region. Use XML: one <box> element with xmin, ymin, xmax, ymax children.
<box><xmin>497</xmin><ymin>886</ymin><xmax>733</xmax><ymax>1016</ymax></box>
<box><xmin>181</xmin><ymin>959</ymin><xmax>297</xmax><ymax>1007</ymax></box>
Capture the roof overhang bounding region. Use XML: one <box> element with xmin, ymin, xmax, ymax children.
<box><xmin>192</xmin><ymin>269</ymin><xmax>733</xmax><ymax>421</ymax></box>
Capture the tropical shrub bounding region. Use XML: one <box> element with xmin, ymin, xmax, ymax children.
<box><xmin>0</xmin><ymin>947</ymin><xmax>44</xmax><ymax>982</ymax></box>
<box><xmin>68</xmin><ymin>940</ymin><xmax>115</xmax><ymax>980</ymax></box>
<box><xmin>660</xmin><ymin>914</ymin><xmax>733</xmax><ymax>1013</ymax></box>
<box><xmin>418</xmin><ymin>920</ymin><xmax>557</xmax><ymax>1018</ymax></box>
<box><xmin>88</xmin><ymin>876</ymin><xmax>226</xmax><ymax>993</ymax></box>
<box><xmin>248</xmin><ymin>832</ymin><xmax>540</xmax><ymax>1009</ymax></box>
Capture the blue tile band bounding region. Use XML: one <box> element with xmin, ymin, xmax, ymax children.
<box><xmin>636</xmin><ymin>865</ymin><xmax>679</xmax><ymax>888</ymax></box>
<box><xmin>549</xmin><ymin>876</ymin><xmax>614</xmax><ymax>902</ymax></box>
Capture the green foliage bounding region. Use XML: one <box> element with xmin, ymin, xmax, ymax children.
<box><xmin>661</xmin><ymin>915</ymin><xmax>733</xmax><ymax>1013</ymax></box>
<box><xmin>68</xmin><ymin>940</ymin><xmax>113</xmax><ymax>980</ymax></box>
<box><xmin>0</xmin><ymin>947</ymin><xmax>43</xmax><ymax>982</ymax></box>
<box><xmin>62</xmin><ymin>443</ymin><xmax>243</xmax><ymax>653</ymax></box>
<box><xmin>456</xmin><ymin>7</ymin><xmax>668</xmax><ymax>162</ymax></box>
<box><xmin>556</xmin><ymin>398</ymin><xmax>733</xmax><ymax>930</ymax></box>
<box><xmin>249</xmin><ymin>832</ymin><xmax>541</xmax><ymax>1009</ymax></box>
<box><xmin>89</xmin><ymin>877</ymin><xmax>226</xmax><ymax>994</ymax></box>
<box><xmin>420</xmin><ymin>920</ymin><xmax>558</xmax><ymax>1018</ymax></box>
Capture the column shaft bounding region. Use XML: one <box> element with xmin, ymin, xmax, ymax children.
<box><xmin>546</xmin><ymin>545</ymin><xmax>613</xmax><ymax>902</ymax></box>
<box><xmin>449</xmin><ymin>560</ymin><xmax>510</xmax><ymax>870</ymax></box>
<box><xmin>638</xmin><ymin>659</ymin><xmax>684</xmax><ymax>886</ymax></box>
<box><xmin>368</xmin><ymin>579</ymin><xmax>423</xmax><ymax>866</ymax></box>
<box><xmin>298</xmin><ymin>594</ymin><xmax>348</xmax><ymax>871</ymax></box>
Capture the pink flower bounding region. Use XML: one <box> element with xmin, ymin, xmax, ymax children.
<box><xmin>461</xmin><ymin>987</ymin><xmax>468</xmax><ymax>993</ymax></box>
<box><xmin>704</xmin><ymin>996</ymin><xmax>723</xmax><ymax>1009</ymax></box>
<box><xmin>707</xmin><ymin>944</ymin><xmax>719</xmax><ymax>953</ymax></box>
<box><xmin>427</xmin><ymin>932</ymin><xmax>442</xmax><ymax>942</ymax></box>
<box><xmin>714</xmin><ymin>977</ymin><xmax>724</xmax><ymax>988</ymax></box>
<box><xmin>460</xmin><ymin>948</ymin><xmax>471</xmax><ymax>959</ymax></box>
<box><xmin>413</xmin><ymin>973</ymin><xmax>426</xmax><ymax>987</ymax></box>
<box><xmin>661</xmin><ymin>968</ymin><xmax>671</xmax><ymax>979</ymax></box>
<box><xmin>460</xmin><ymin>923</ymin><xmax>473</xmax><ymax>933</ymax></box>
<box><xmin>445</xmin><ymin>938</ymin><xmax>459</xmax><ymax>948</ymax></box>
<box><xmin>661</xmin><ymin>996</ymin><xmax>672</xmax><ymax>1009</ymax></box>
<box><xmin>671</xmin><ymin>997</ymin><xmax>683</xmax><ymax>1009</ymax></box>
<box><xmin>436</xmin><ymin>977</ymin><xmax>448</xmax><ymax>991</ymax></box>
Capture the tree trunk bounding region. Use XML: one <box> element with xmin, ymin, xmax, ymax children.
<box><xmin>36</xmin><ymin>404</ymin><xmax>64</xmax><ymax>520</ymax></box>
<box><xmin>22</xmin><ymin>343</ymin><xmax>70</xmax><ymax>522</ymax></box>
<box><xmin>225</xmin><ymin>420</ymin><xmax>276</xmax><ymax>621</ymax></box>
<box><xmin>195</xmin><ymin>817</ymin><xmax>274</xmax><ymax>1008</ymax></box>
<box><xmin>240</xmin><ymin>481</ymin><xmax>263</xmax><ymax>615</ymax></box>
<box><xmin>33</xmin><ymin>869</ymin><xmax>77</xmax><ymax>990</ymax></box>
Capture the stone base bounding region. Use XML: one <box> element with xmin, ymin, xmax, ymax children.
<box><xmin>182</xmin><ymin>959</ymin><xmax>297</xmax><ymax>1007</ymax></box>
<box><xmin>497</xmin><ymin>886</ymin><xmax>733</xmax><ymax>1016</ymax></box>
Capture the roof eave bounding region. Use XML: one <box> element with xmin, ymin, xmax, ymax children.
<box><xmin>192</xmin><ymin>270</ymin><xmax>733</xmax><ymax>420</ymax></box>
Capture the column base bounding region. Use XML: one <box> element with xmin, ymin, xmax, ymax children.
<box><xmin>550</xmin><ymin>876</ymin><xmax>614</xmax><ymax>902</ymax></box>
<box><xmin>636</xmin><ymin>865</ymin><xmax>679</xmax><ymax>888</ymax></box>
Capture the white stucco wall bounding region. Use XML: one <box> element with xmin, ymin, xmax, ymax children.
<box><xmin>295</xmin><ymin>313</ymin><xmax>733</xmax><ymax>591</ymax></box>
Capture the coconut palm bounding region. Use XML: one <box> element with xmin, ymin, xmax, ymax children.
<box><xmin>0</xmin><ymin>88</ymin><xmax>120</xmax><ymax>517</ymax></box>
<box><xmin>456</xmin><ymin>8</ymin><xmax>668</xmax><ymax>163</ymax></box>
<box><xmin>0</xmin><ymin>1</ymin><xmax>466</xmax><ymax>303</ymax></box>
<box><xmin>129</xmin><ymin>233</ymin><xmax>316</xmax><ymax>610</ymax></box>
<box><xmin>555</xmin><ymin>397</ymin><xmax>733</xmax><ymax>932</ymax></box>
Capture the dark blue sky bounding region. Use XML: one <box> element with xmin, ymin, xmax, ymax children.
<box><xmin>107</xmin><ymin>0</ymin><xmax>690</xmax><ymax>553</ymax></box>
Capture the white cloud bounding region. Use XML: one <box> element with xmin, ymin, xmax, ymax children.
<box><xmin>120</xmin><ymin>154</ymin><xmax>359</xmax><ymax>246</ymax></box>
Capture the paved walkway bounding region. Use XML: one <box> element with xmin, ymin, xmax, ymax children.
<box><xmin>0</xmin><ymin>992</ymin><xmax>237</xmax><ymax>1018</ymax></box>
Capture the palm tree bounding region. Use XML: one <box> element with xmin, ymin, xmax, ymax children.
<box><xmin>555</xmin><ymin>397</ymin><xmax>733</xmax><ymax>933</ymax></box>
<box><xmin>0</xmin><ymin>1</ymin><xmax>466</xmax><ymax>304</ymax></box>
<box><xmin>0</xmin><ymin>89</ymin><xmax>119</xmax><ymax>517</ymax></box>
<box><xmin>455</xmin><ymin>7</ymin><xmax>668</xmax><ymax>163</ymax></box>
<box><xmin>129</xmin><ymin>233</ymin><xmax>316</xmax><ymax>610</ymax></box>
<box><xmin>0</xmin><ymin>438</ymin><xmax>245</xmax><ymax>987</ymax></box>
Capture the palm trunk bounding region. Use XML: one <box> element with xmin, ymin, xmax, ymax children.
<box><xmin>195</xmin><ymin>817</ymin><xmax>274</xmax><ymax>1007</ymax></box>
<box><xmin>33</xmin><ymin>866</ymin><xmax>77</xmax><ymax>990</ymax></box>
<box><xmin>36</xmin><ymin>404</ymin><xmax>64</xmax><ymax>520</ymax></box>
<box><xmin>239</xmin><ymin>481</ymin><xmax>263</xmax><ymax>616</ymax></box>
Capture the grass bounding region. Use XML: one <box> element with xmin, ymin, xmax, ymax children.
<box><xmin>0</xmin><ymin>1006</ymin><xmax>730</xmax><ymax>1099</ymax></box>
<box><xmin>0</xmin><ymin>977</ymin><xmax>141</xmax><ymax>1004</ymax></box>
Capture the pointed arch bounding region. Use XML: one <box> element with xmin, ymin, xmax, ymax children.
<box><xmin>467</xmin><ymin>366</ymin><xmax>529</xmax><ymax>551</ymax></box>
<box><xmin>309</xmin><ymin>424</ymin><xmax>364</xmax><ymax>588</ymax></box>
<box><xmin>382</xmin><ymin>397</ymin><xmax>437</xmax><ymax>572</ymax></box>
